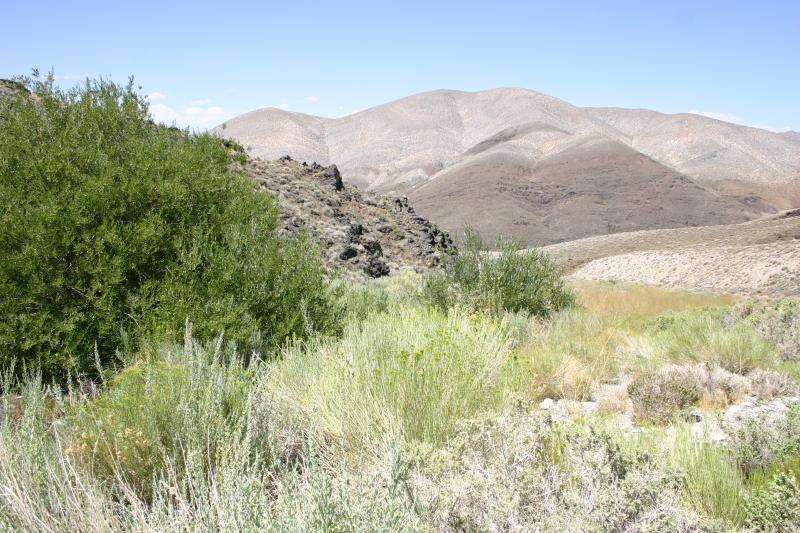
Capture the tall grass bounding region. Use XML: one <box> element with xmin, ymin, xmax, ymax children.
<box><xmin>267</xmin><ymin>306</ymin><xmax>516</xmax><ymax>458</ymax></box>
<box><xmin>0</xmin><ymin>330</ymin><xmax>420</xmax><ymax>532</ymax></box>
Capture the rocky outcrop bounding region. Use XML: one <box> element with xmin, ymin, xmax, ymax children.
<box><xmin>0</xmin><ymin>79</ymin><xmax>31</xmax><ymax>103</ymax></box>
<box><xmin>247</xmin><ymin>156</ymin><xmax>454</xmax><ymax>280</ymax></box>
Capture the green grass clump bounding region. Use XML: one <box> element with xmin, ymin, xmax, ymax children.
<box><xmin>648</xmin><ymin>310</ymin><xmax>778</xmax><ymax>374</ymax></box>
<box><xmin>424</xmin><ymin>227</ymin><xmax>575</xmax><ymax>317</ymax></box>
<box><xmin>268</xmin><ymin>306</ymin><xmax>515</xmax><ymax>457</ymax></box>
<box><xmin>0</xmin><ymin>73</ymin><xmax>336</xmax><ymax>383</ymax></box>
<box><xmin>671</xmin><ymin>429</ymin><xmax>747</xmax><ymax>525</ymax></box>
<box><xmin>512</xmin><ymin>310</ymin><xmax>625</xmax><ymax>401</ymax></box>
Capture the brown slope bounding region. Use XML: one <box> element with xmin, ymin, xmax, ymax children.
<box><xmin>215</xmin><ymin>88</ymin><xmax>798</xmax><ymax>245</ymax></box>
<box><xmin>409</xmin><ymin>137</ymin><xmax>754</xmax><ymax>247</ymax></box>
<box><xmin>246</xmin><ymin>157</ymin><xmax>454</xmax><ymax>280</ymax></box>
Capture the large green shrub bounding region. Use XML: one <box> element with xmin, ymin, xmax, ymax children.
<box><xmin>423</xmin><ymin>228</ymin><xmax>575</xmax><ymax>317</ymax></box>
<box><xmin>0</xmin><ymin>73</ymin><xmax>336</xmax><ymax>382</ymax></box>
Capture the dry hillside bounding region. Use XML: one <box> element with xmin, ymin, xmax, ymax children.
<box><xmin>246</xmin><ymin>157</ymin><xmax>453</xmax><ymax>280</ymax></box>
<box><xmin>541</xmin><ymin>210</ymin><xmax>800</xmax><ymax>296</ymax></box>
<box><xmin>215</xmin><ymin>88</ymin><xmax>800</xmax><ymax>246</ymax></box>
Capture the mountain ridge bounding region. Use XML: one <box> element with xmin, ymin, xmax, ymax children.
<box><xmin>215</xmin><ymin>88</ymin><xmax>800</xmax><ymax>246</ymax></box>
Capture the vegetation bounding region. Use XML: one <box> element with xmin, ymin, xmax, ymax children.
<box><xmin>2</xmin><ymin>73</ymin><xmax>800</xmax><ymax>531</ymax></box>
<box><xmin>423</xmin><ymin>227</ymin><xmax>575</xmax><ymax>317</ymax></box>
<box><xmin>0</xmin><ymin>74</ymin><xmax>336</xmax><ymax>383</ymax></box>
<box><xmin>628</xmin><ymin>365</ymin><xmax>704</xmax><ymax>424</ymax></box>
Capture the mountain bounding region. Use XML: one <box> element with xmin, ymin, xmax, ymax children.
<box><xmin>214</xmin><ymin>88</ymin><xmax>800</xmax><ymax>246</ymax></box>
<box><xmin>782</xmin><ymin>131</ymin><xmax>800</xmax><ymax>142</ymax></box>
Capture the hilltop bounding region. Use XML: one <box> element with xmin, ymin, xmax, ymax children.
<box><xmin>215</xmin><ymin>88</ymin><xmax>800</xmax><ymax>246</ymax></box>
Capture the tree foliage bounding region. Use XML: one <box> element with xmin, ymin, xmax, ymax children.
<box><xmin>0</xmin><ymin>73</ymin><xmax>336</xmax><ymax>382</ymax></box>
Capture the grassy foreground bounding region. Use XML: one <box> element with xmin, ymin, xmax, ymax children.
<box><xmin>2</xmin><ymin>74</ymin><xmax>799</xmax><ymax>531</ymax></box>
<box><xmin>2</xmin><ymin>275</ymin><xmax>799</xmax><ymax>531</ymax></box>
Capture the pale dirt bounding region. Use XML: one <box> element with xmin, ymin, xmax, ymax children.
<box><xmin>541</xmin><ymin>212</ymin><xmax>800</xmax><ymax>296</ymax></box>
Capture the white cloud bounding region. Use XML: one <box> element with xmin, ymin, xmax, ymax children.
<box><xmin>688</xmin><ymin>110</ymin><xmax>742</xmax><ymax>123</ymax></box>
<box><xmin>305</xmin><ymin>95</ymin><xmax>318</xmax><ymax>104</ymax></box>
<box><xmin>336</xmin><ymin>108</ymin><xmax>363</xmax><ymax>118</ymax></box>
<box><xmin>143</xmin><ymin>88</ymin><xmax>266</xmax><ymax>129</ymax></box>
<box><xmin>148</xmin><ymin>101</ymin><xmax>244</xmax><ymax>130</ymax></box>
<box><xmin>148</xmin><ymin>103</ymin><xmax>180</xmax><ymax>123</ymax></box>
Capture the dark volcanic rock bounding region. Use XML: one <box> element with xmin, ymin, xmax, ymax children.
<box><xmin>362</xmin><ymin>240</ymin><xmax>383</xmax><ymax>256</ymax></box>
<box><xmin>320</xmin><ymin>164</ymin><xmax>344</xmax><ymax>191</ymax></box>
<box><xmin>246</xmin><ymin>157</ymin><xmax>454</xmax><ymax>280</ymax></box>
<box><xmin>338</xmin><ymin>246</ymin><xmax>358</xmax><ymax>260</ymax></box>
<box><xmin>364</xmin><ymin>256</ymin><xmax>390</xmax><ymax>278</ymax></box>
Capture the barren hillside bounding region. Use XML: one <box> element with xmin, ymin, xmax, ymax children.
<box><xmin>541</xmin><ymin>210</ymin><xmax>800</xmax><ymax>296</ymax></box>
<box><xmin>215</xmin><ymin>88</ymin><xmax>800</xmax><ymax>246</ymax></box>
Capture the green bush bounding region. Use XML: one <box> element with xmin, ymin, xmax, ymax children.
<box><xmin>66</xmin><ymin>335</ymin><xmax>253</xmax><ymax>501</ymax></box>
<box><xmin>0</xmin><ymin>73</ymin><xmax>337</xmax><ymax>383</ymax></box>
<box><xmin>423</xmin><ymin>227</ymin><xmax>574</xmax><ymax>317</ymax></box>
<box><xmin>628</xmin><ymin>366</ymin><xmax>704</xmax><ymax>424</ymax></box>
<box><xmin>744</xmin><ymin>472</ymin><xmax>800</xmax><ymax>532</ymax></box>
<box><xmin>648</xmin><ymin>310</ymin><xmax>778</xmax><ymax>374</ymax></box>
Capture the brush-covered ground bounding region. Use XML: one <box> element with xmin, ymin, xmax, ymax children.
<box><xmin>2</xmin><ymin>74</ymin><xmax>800</xmax><ymax>532</ymax></box>
<box><xmin>3</xmin><ymin>275</ymin><xmax>800</xmax><ymax>531</ymax></box>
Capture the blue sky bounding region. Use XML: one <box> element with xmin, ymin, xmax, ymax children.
<box><xmin>3</xmin><ymin>0</ymin><xmax>799</xmax><ymax>131</ymax></box>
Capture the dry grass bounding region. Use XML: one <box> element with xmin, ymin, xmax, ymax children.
<box><xmin>573</xmin><ymin>280</ymin><xmax>737</xmax><ymax>320</ymax></box>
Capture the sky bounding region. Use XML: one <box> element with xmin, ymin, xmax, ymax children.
<box><xmin>3</xmin><ymin>0</ymin><xmax>799</xmax><ymax>131</ymax></box>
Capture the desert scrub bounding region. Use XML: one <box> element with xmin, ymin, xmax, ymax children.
<box><xmin>628</xmin><ymin>365</ymin><xmax>704</xmax><ymax>424</ymax></box>
<box><xmin>743</xmin><ymin>471</ymin><xmax>800</xmax><ymax>532</ymax></box>
<box><xmin>734</xmin><ymin>298</ymin><xmax>800</xmax><ymax>362</ymax></box>
<box><xmin>267</xmin><ymin>306</ymin><xmax>515</xmax><ymax>459</ymax></box>
<box><xmin>423</xmin><ymin>227</ymin><xmax>575</xmax><ymax>317</ymax></box>
<box><xmin>0</xmin><ymin>72</ymin><xmax>336</xmax><ymax>383</ymax></box>
<box><xmin>66</xmin><ymin>333</ymin><xmax>253</xmax><ymax>501</ymax></box>
<box><xmin>0</xmin><ymin>366</ymin><xmax>422</xmax><ymax>532</ymax></box>
<box><xmin>648</xmin><ymin>309</ymin><xmax>778</xmax><ymax>374</ymax></box>
<box><xmin>727</xmin><ymin>404</ymin><xmax>800</xmax><ymax>477</ymax></box>
<box><xmin>410</xmin><ymin>408</ymin><xmax>707</xmax><ymax>532</ymax></box>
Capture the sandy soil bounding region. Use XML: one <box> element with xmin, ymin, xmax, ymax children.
<box><xmin>541</xmin><ymin>212</ymin><xmax>800</xmax><ymax>296</ymax></box>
